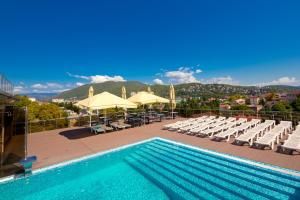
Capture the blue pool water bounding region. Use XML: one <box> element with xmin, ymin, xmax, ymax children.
<box><xmin>0</xmin><ymin>139</ymin><xmax>300</xmax><ymax>200</ymax></box>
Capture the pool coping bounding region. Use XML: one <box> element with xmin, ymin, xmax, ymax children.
<box><xmin>157</xmin><ymin>137</ymin><xmax>300</xmax><ymax>178</ymax></box>
<box><xmin>1</xmin><ymin>136</ymin><xmax>300</xmax><ymax>184</ymax></box>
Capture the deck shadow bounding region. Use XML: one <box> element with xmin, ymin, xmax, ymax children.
<box><xmin>59</xmin><ymin>128</ymin><xmax>96</xmax><ymax>140</ymax></box>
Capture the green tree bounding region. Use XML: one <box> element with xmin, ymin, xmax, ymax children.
<box><xmin>265</xmin><ymin>93</ymin><xmax>277</xmax><ymax>101</ymax></box>
<box><xmin>206</xmin><ymin>100</ymin><xmax>220</xmax><ymax>109</ymax></box>
<box><xmin>14</xmin><ymin>95</ymin><xmax>32</xmax><ymax>107</ymax></box>
<box><xmin>231</xmin><ymin>104</ymin><xmax>251</xmax><ymax>111</ymax></box>
<box><xmin>291</xmin><ymin>95</ymin><xmax>300</xmax><ymax>111</ymax></box>
<box><xmin>57</xmin><ymin>102</ymin><xmax>80</xmax><ymax>113</ymax></box>
<box><xmin>14</xmin><ymin>96</ymin><xmax>67</xmax><ymax>121</ymax></box>
<box><xmin>271</xmin><ymin>101</ymin><xmax>292</xmax><ymax>112</ymax></box>
<box><xmin>229</xmin><ymin>95</ymin><xmax>245</xmax><ymax>101</ymax></box>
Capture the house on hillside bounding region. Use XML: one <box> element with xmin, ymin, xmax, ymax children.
<box><xmin>279</xmin><ymin>91</ymin><xmax>300</xmax><ymax>102</ymax></box>
<box><xmin>219</xmin><ymin>103</ymin><xmax>231</xmax><ymax>110</ymax></box>
<box><xmin>52</xmin><ymin>98</ymin><xmax>65</xmax><ymax>103</ymax></box>
<box><xmin>233</xmin><ymin>98</ymin><xmax>246</xmax><ymax>106</ymax></box>
<box><xmin>248</xmin><ymin>105</ymin><xmax>263</xmax><ymax>112</ymax></box>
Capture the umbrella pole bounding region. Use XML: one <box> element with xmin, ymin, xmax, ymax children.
<box><xmin>89</xmin><ymin>113</ymin><xmax>92</xmax><ymax>132</ymax></box>
<box><xmin>143</xmin><ymin>104</ymin><xmax>146</xmax><ymax>125</ymax></box>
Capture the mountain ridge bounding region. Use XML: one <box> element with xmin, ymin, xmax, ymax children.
<box><xmin>57</xmin><ymin>81</ymin><xmax>300</xmax><ymax>100</ymax></box>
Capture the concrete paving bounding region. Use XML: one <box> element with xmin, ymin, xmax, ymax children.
<box><xmin>29</xmin><ymin>118</ymin><xmax>300</xmax><ymax>171</ymax></box>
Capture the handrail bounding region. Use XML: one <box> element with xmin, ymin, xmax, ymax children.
<box><xmin>0</xmin><ymin>74</ymin><xmax>14</xmax><ymax>96</ymax></box>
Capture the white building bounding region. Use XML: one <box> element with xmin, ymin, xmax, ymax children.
<box><xmin>52</xmin><ymin>98</ymin><xmax>65</xmax><ymax>103</ymax></box>
<box><xmin>28</xmin><ymin>97</ymin><xmax>36</xmax><ymax>102</ymax></box>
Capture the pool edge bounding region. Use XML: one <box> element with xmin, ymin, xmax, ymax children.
<box><xmin>1</xmin><ymin>136</ymin><xmax>299</xmax><ymax>184</ymax></box>
<box><xmin>156</xmin><ymin>137</ymin><xmax>300</xmax><ymax>178</ymax></box>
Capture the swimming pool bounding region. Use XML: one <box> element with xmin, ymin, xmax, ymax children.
<box><xmin>0</xmin><ymin>138</ymin><xmax>299</xmax><ymax>200</ymax></box>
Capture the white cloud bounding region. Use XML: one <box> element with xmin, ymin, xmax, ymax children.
<box><xmin>66</xmin><ymin>72</ymin><xmax>90</xmax><ymax>80</ymax></box>
<box><xmin>153</xmin><ymin>78</ymin><xmax>164</xmax><ymax>85</ymax></box>
<box><xmin>76</xmin><ymin>82</ymin><xmax>85</xmax><ymax>86</ymax></box>
<box><xmin>164</xmin><ymin>67</ymin><xmax>199</xmax><ymax>84</ymax></box>
<box><xmin>195</xmin><ymin>69</ymin><xmax>202</xmax><ymax>74</ymax></box>
<box><xmin>257</xmin><ymin>76</ymin><xmax>300</xmax><ymax>86</ymax></box>
<box><xmin>202</xmin><ymin>76</ymin><xmax>239</xmax><ymax>85</ymax></box>
<box><xmin>14</xmin><ymin>85</ymin><xmax>27</xmax><ymax>93</ymax></box>
<box><xmin>46</xmin><ymin>83</ymin><xmax>64</xmax><ymax>88</ymax></box>
<box><xmin>67</xmin><ymin>72</ymin><xmax>126</xmax><ymax>83</ymax></box>
<box><xmin>31</xmin><ymin>83</ymin><xmax>48</xmax><ymax>89</ymax></box>
<box><xmin>31</xmin><ymin>83</ymin><xmax>64</xmax><ymax>89</ymax></box>
<box><xmin>90</xmin><ymin>75</ymin><xmax>125</xmax><ymax>83</ymax></box>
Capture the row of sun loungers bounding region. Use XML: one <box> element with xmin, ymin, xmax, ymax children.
<box><xmin>253</xmin><ymin>121</ymin><xmax>292</xmax><ymax>150</ymax></box>
<box><xmin>234</xmin><ymin>120</ymin><xmax>275</xmax><ymax>146</ymax></box>
<box><xmin>91</xmin><ymin>119</ymin><xmax>132</xmax><ymax>134</ymax></box>
<box><xmin>163</xmin><ymin>116</ymin><xmax>300</xmax><ymax>153</ymax></box>
<box><xmin>279</xmin><ymin>125</ymin><xmax>300</xmax><ymax>154</ymax></box>
<box><xmin>163</xmin><ymin>117</ymin><xmax>300</xmax><ymax>152</ymax></box>
<box><xmin>213</xmin><ymin>119</ymin><xmax>261</xmax><ymax>142</ymax></box>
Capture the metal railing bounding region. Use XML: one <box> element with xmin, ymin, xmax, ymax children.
<box><xmin>0</xmin><ymin>74</ymin><xmax>14</xmax><ymax>96</ymax></box>
<box><xmin>27</xmin><ymin>109</ymin><xmax>300</xmax><ymax>133</ymax></box>
<box><xmin>175</xmin><ymin>108</ymin><xmax>300</xmax><ymax>125</ymax></box>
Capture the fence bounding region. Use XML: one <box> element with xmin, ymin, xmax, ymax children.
<box><xmin>0</xmin><ymin>74</ymin><xmax>14</xmax><ymax>96</ymax></box>
<box><xmin>0</xmin><ymin>106</ymin><xmax>26</xmax><ymax>178</ymax></box>
<box><xmin>27</xmin><ymin>109</ymin><xmax>300</xmax><ymax>133</ymax></box>
<box><xmin>175</xmin><ymin>108</ymin><xmax>300</xmax><ymax>125</ymax></box>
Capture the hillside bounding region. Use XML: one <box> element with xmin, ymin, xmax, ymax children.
<box><xmin>21</xmin><ymin>93</ymin><xmax>58</xmax><ymax>101</ymax></box>
<box><xmin>58</xmin><ymin>81</ymin><xmax>300</xmax><ymax>100</ymax></box>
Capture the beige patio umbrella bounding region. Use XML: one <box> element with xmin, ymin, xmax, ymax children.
<box><xmin>147</xmin><ymin>86</ymin><xmax>153</xmax><ymax>94</ymax></box>
<box><xmin>88</xmin><ymin>86</ymin><xmax>94</xmax><ymax>112</ymax></box>
<box><xmin>169</xmin><ymin>84</ymin><xmax>176</xmax><ymax>118</ymax></box>
<box><xmin>75</xmin><ymin>85</ymin><xmax>94</xmax><ymax>109</ymax></box>
<box><xmin>77</xmin><ymin>91</ymin><xmax>137</xmax><ymax>127</ymax></box>
<box><xmin>77</xmin><ymin>91</ymin><xmax>137</xmax><ymax>109</ymax></box>
<box><xmin>128</xmin><ymin>91</ymin><xmax>168</xmax><ymax>124</ymax></box>
<box><xmin>128</xmin><ymin>91</ymin><xmax>169</xmax><ymax>105</ymax></box>
<box><xmin>121</xmin><ymin>86</ymin><xmax>127</xmax><ymax>118</ymax></box>
<box><xmin>121</xmin><ymin>86</ymin><xmax>127</xmax><ymax>99</ymax></box>
<box><xmin>88</xmin><ymin>85</ymin><xmax>94</xmax><ymax>98</ymax></box>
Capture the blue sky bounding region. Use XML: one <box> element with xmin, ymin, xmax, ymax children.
<box><xmin>1</xmin><ymin>0</ymin><xmax>300</xmax><ymax>93</ymax></box>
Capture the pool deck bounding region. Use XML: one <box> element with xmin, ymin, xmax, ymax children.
<box><xmin>29</xmin><ymin>118</ymin><xmax>300</xmax><ymax>171</ymax></box>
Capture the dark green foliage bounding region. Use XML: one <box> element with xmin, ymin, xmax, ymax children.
<box><xmin>58</xmin><ymin>81</ymin><xmax>300</xmax><ymax>100</ymax></box>
<box><xmin>14</xmin><ymin>95</ymin><xmax>67</xmax><ymax>121</ymax></box>
<box><xmin>57</xmin><ymin>102</ymin><xmax>80</xmax><ymax>113</ymax></box>
<box><xmin>291</xmin><ymin>96</ymin><xmax>300</xmax><ymax>111</ymax></box>
<box><xmin>231</xmin><ymin>104</ymin><xmax>251</xmax><ymax>111</ymax></box>
<box><xmin>271</xmin><ymin>101</ymin><xmax>293</xmax><ymax>112</ymax></box>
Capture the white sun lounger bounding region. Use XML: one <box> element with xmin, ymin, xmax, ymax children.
<box><xmin>166</xmin><ymin>117</ymin><xmax>202</xmax><ymax>131</ymax></box>
<box><xmin>234</xmin><ymin>123</ymin><xmax>271</xmax><ymax>146</ymax></box>
<box><xmin>188</xmin><ymin>124</ymin><xmax>211</xmax><ymax>135</ymax></box>
<box><xmin>254</xmin><ymin>126</ymin><xmax>285</xmax><ymax>150</ymax></box>
<box><xmin>198</xmin><ymin>125</ymin><xmax>224</xmax><ymax>137</ymax></box>
<box><xmin>163</xmin><ymin>120</ymin><xmax>188</xmax><ymax>129</ymax></box>
<box><xmin>278</xmin><ymin>137</ymin><xmax>300</xmax><ymax>154</ymax></box>
<box><xmin>213</xmin><ymin>128</ymin><xmax>239</xmax><ymax>142</ymax></box>
<box><xmin>178</xmin><ymin>121</ymin><xmax>207</xmax><ymax>133</ymax></box>
<box><xmin>235</xmin><ymin>118</ymin><xmax>248</xmax><ymax>125</ymax></box>
<box><xmin>168</xmin><ymin>122</ymin><xmax>195</xmax><ymax>131</ymax></box>
<box><xmin>216</xmin><ymin>116</ymin><xmax>226</xmax><ymax>121</ymax></box>
<box><xmin>277</xmin><ymin>121</ymin><xmax>293</xmax><ymax>135</ymax></box>
<box><xmin>163</xmin><ymin>117</ymin><xmax>202</xmax><ymax>129</ymax></box>
<box><xmin>198</xmin><ymin>122</ymin><xmax>236</xmax><ymax>137</ymax></box>
<box><xmin>295</xmin><ymin>124</ymin><xmax>300</xmax><ymax>131</ymax></box>
<box><xmin>225</xmin><ymin>117</ymin><xmax>237</xmax><ymax>123</ymax></box>
<box><xmin>235</xmin><ymin>122</ymin><xmax>253</xmax><ymax>134</ymax></box>
<box><xmin>263</xmin><ymin>120</ymin><xmax>276</xmax><ymax>130</ymax></box>
<box><xmin>208</xmin><ymin>120</ymin><xmax>227</xmax><ymax>128</ymax></box>
<box><xmin>187</xmin><ymin>117</ymin><xmax>228</xmax><ymax>135</ymax></box>
<box><xmin>250</xmin><ymin>119</ymin><xmax>261</xmax><ymax>126</ymax></box>
<box><xmin>177</xmin><ymin>117</ymin><xmax>215</xmax><ymax>132</ymax></box>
